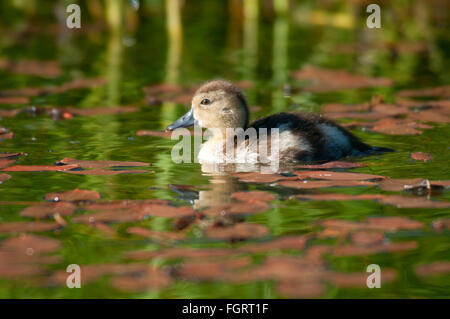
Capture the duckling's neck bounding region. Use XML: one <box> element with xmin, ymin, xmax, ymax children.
<box><xmin>199</xmin><ymin>127</ymin><xmax>243</xmax><ymax>163</ymax></box>
<box><xmin>198</xmin><ymin>132</ymin><xmax>227</xmax><ymax>163</ymax></box>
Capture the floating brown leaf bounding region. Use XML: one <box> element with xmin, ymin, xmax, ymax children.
<box><xmin>56</xmin><ymin>157</ymin><xmax>151</xmax><ymax>168</ymax></box>
<box><xmin>327</xmin><ymin>268</ymin><xmax>397</xmax><ymax>288</ymax></box>
<box><xmin>369</xmin><ymin>118</ymin><xmax>426</xmax><ymax>135</ymax></box>
<box><xmin>231</xmin><ymin>255</ymin><xmax>326</xmax><ymax>283</ymax></box>
<box><xmin>0</xmin><ymin>97</ymin><xmax>29</xmax><ymax>104</ymax></box>
<box><xmin>408</xmin><ymin>110</ymin><xmax>449</xmax><ymax>124</ymax></box>
<box><xmin>0</xmin><ymin>59</ymin><xmax>62</xmax><ymax>78</ymax></box>
<box><xmin>377</xmin><ymin>195</ymin><xmax>450</xmax><ymax>209</ymax></box>
<box><xmin>322</xmin><ymin>102</ymin><xmax>370</xmax><ymax>113</ymax></box>
<box><xmin>278</xmin><ymin>180</ymin><xmax>375</xmax><ymax>189</ymax></box>
<box><xmin>0</xmin><ymin>222</ymin><xmax>61</xmax><ymax>234</ymax></box>
<box><xmin>45</xmin><ymin>189</ymin><xmax>101</xmax><ymax>201</ymax></box>
<box><xmin>432</xmin><ymin>218</ymin><xmax>450</xmax><ymax>232</ymax></box>
<box><xmin>110</xmin><ymin>268</ymin><xmax>172</xmax><ymax>292</ymax></box>
<box><xmin>177</xmin><ymin>257</ymin><xmax>252</xmax><ymax>281</ymax></box>
<box><xmin>0</xmin><ymin>173</ymin><xmax>11</xmax><ymax>183</ymax></box>
<box><xmin>232</xmin><ymin>172</ymin><xmax>297</xmax><ymax>183</ymax></box>
<box><xmin>295</xmin><ymin>161</ymin><xmax>366</xmax><ymax>169</ymax></box>
<box><xmin>204</xmin><ymin>222</ymin><xmax>269</xmax><ymax>241</ymax></box>
<box><xmin>84</xmin><ymin>199</ymin><xmax>169</xmax><ymax>211</ymax></box>
<box><xmin>127</xmin><ymin>226</ymin><xmax>186</xmax><ymax>241</ymax></box>
<box><xmin>294</xmin><ymin>170</ymin><xmax>385</xmax><ymax>181</ymax></box>
<box><xmin>72</xmin><ymin>210</ymin><xmax>145</xmax><ymax>224</ymax></box>
<box><xmin>61</xmin><ymin>106</ymin><xmax>138</xmax><ymax>117</ymax></box>
<box><xmin>0</xmin><ymin>152</ymin><xmax>23</xmax><ymax>158</ymax></box>
<box><xmin>366</xmin><ymin>217</ymin><xmax>424</xmax><ymax>231</ymax></box>
<box><xmin>125</xmin><ymin>247</ymin><xmax>234</xmax><ymax>260</ymax></box>
<box><xmin>0</xmin><ymin>159</ymin><xmax>15</xmax><ymax>169</ymax></box>
<box><xmin>396</xmin><ymin>85</ymin><xmax>450</xmax><ymax>99</ymax></box>
<box><xmin>415</xmin><ymin>262</ymin><xmax>450</xmax><ymax>277</ymax></box>
<box><xmin>20</xmin><ymin>202</ymin><xmax>76</xmax><ymax>218</ymax></box>
<box><xmin>1</xmin><ymin>234</ymin><xmax>61</xmax><ymax>255</ymax></box>
<box><xmin>0</xmin><ymin>77</ymin><xmax>106</xmax><ymax>97</ymax></box>
<box><xmin>136</xmin><ymin>130</ymin><xmax>172</xmax><ymax>138</ymax></box>
<box><xmin>378</xmin><ymin>178</ymin><xmax>447</xmax><ymax>193</ymax></box>
<box><xmin>202</xmin><ymin>201</ymin><xmax>271</xmax><ymax>216</ymax></box>
<box><xmin>238</xmin><ymin>236</ymin><xmax>308</xmax><ymax>253</ymax></box>
<box><xmin>136</xmin><ymin>129</ymin><xmax>203</xmax><ymax>138</ymax></box>
<box><xmin>332</xmin><ymin>241</ymin><xmax>418</xmax><ymax>256</ymax></box>
<box><xmin>0</xmin><ymin>127</ymin><xmax>13</xmax><ymax>139</ymax></box>
<box><xmin>2</xmin><ymin>164</ymin><xmax>79</xmax><ymax>172</ymax></box>
<box><xmin>410</xmin><ymin>152</ymin><xmax>433</xmax><ymax>162</ymax></box>
<box><xmin>64</xmin><ymin>168</ymin><xmax>150</xmax><ymax>175</ymax></box>
<box><xmin>298</xmin><ymin>193</ymin><xmax>382</xmax><ymax>202</ymax></box>
<box><xmin>0</xmin><ymin>234</ymin><xmax>61</xmax><ymax>279</ymax></box>
<box><xmin>231</xmin><ymin>190</ymin><xmax>276</xmax><ymax>203</ymax></box>
<box><xmin>94</xmin><ymin>223</ymin><xmax>116</xmax><ymax>237</ymax></box>
<box><xmin>0</xmin><ymin>109</ymin><xmax>21</xmax><ymax>117</ymax></box>
<box><xmin>298</xmin><ymin>193</ymin><xmax>450</xmax><ymax>209</ymax></box>
<box><xmin>49</xmin><ymin>263</ymin><xmax>153</xmax><ymax>286</ymax></box>
<box><xmin>138</xmin><ymin>204</ymin><xmax>196</xmax><ymax>218</ymax></box>
<box><xmin>292</xmin><ymin>66</ymin><xmax>393</xmax><ymax>92</ymax></box>
<box><xmin>318</xmin><ymin>216</ymin><xmax>423</xmax><ymax>232</ymax></box>
<box><xmin>350</xmin><ymin>231</ymin><xmax>385</xmax><ymax>246</ymax></box>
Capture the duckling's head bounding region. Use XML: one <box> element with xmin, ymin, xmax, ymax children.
<box><xmin>166</xmin><ymin>80</ymin><xmax>249</xmax><ymax>131</ymax></box>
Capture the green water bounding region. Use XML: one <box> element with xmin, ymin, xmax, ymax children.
<box><xmin>0</xmin><ymin>0</ymin><xmax>449</xmax><ymax>298</ymax></box>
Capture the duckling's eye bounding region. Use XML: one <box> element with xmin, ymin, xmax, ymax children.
<box><xmin>200</xmin><ymin>98</ymin><xmax>211</xmax><ymax>105</ymax></box>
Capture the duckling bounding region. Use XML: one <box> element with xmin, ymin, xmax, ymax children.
<box><xmin>166</xmin><ymin>80</ymin><xmax>392</xmax><ymax>164</ymax></box>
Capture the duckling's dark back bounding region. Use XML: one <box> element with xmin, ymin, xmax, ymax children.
<box><xmin>249</xmin><ymin>112</ymin><xmax>392</xmax><ymax>162</ymax></box>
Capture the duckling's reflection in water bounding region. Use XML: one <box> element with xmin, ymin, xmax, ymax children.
<box><xmin>195</xmin><ymin>162</ymin><xmax>285</xmax><ymax>210</ymax></box>
<box><xmin>170</xmin><ymin>163</ymin><xmax>298</xmax><ymax>215</ymax></box>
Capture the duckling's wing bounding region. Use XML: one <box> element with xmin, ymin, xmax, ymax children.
<box><xmin>249</xmin><ymin>112</ymin><xmax>391</xmax><ymax>162</ymax></box>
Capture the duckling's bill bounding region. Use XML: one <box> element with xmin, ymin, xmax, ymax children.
<box><xmin>166</xmin><ymin>108</ymin><xmax>195</xmax><ymax>131</ymax></box>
